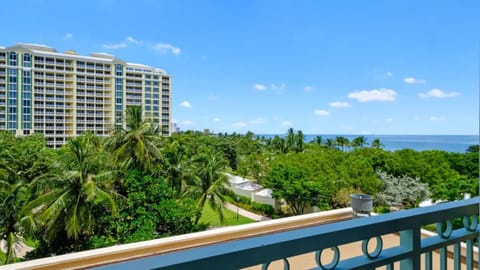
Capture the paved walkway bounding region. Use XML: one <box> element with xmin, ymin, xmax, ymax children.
<box><xmin>224</xmin><ymin>202</ymin><xmax>271</xmax><ymax>221</ymax></box>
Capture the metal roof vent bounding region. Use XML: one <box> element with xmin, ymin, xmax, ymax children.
<box><xmin>350</xmin><ymin>194</ymin><xmax>373</xmax><ymax>218</ymax></box>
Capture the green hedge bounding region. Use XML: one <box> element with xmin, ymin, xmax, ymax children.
<box><xmin>223</xmin><ymin>190</ymin><xmax>275</xmax><ymax>217</ymax></box>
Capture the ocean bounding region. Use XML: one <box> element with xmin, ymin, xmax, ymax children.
<box><xmin>260</xmin><ymin>134</ymin><xmax>479</xmax><ymax>153</ymax></box>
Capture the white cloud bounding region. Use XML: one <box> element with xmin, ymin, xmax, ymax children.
<box><xmin>102</xmin><ymin>37</ymin><xmax>180</xmax><ymax>56</ymax></box>
<box><xmin>254</xmin><ymin>83</ymin><xmax>287</xmax><ymax>92</ymax></box>
<box><xmin>154</xmin><ymin>43</ymin><xmax>181</xmax><ymax>55</ymax></box>
<box><xmin>328</xmin><ymin>101</ymin><xmax>351</xmax><ymax>108</ymax></box>
<box><xmin>181</xmin><ymin>120</ymin><xmax>195</xmax><ymax>126</ymax></box>
<box><xmin>414</xmin><ymin>116</ymin><xmax>421</xmax><ymax>121</ymax></box>
<box><xmin>270</xmin><ymin>83</ymin><xmax>286</xmax><ymax>91</ymax></box>
<box><xmin>385</xmin><ymin>118</ymin><xmax>393</xmax><ymax>123</ymax></box>
<box><xmin>212</xmin><ymin>117</ymin><xmax>221</xmax><ymax>122</ymax></box>
<box><xmin>180</xmin><ymin>101</ymin><xmax>192</xmax><ymax>108</ymax></box>
<box><xmin>419</xmin><ymin>88</ymin><xmax>460</xmax><ymax>98</ymax></box>
<box><xmin>313</xmin><ymin>110</ymin><xmax>330</xmax><ymax>116</ymax></box>
<box><xmin>232</xmin><ymin>122</ymin><xmax>247</xmax><ymax>128</ymax></box>
<box><xmin>126</xmin><ymin>36</ymin><xmax>140</xmax><ymax>44</ymax></box>
<box><xmin>102</xmin><ymin>42</ymin><xmax>127</xmax><ymax>49</ymax></box>
<box><xmin>304</xmin><ymin>86</ymin><xmax>313</xmax><ymax>92</ymax></box>
<box><xmin>404</xmin><ymin>77</ymin><xmax>426</xmax><ymax>84</ymax></box>
<box><xmin>250</xmin><ymin>118</ymin><xmax>265</xmax><ymax>124</ymax></box>
<box><xmin>253</xmin><ymin>84</ymin><xmax>266</xmax><ymax>91</ymax></box>
<box><xmin>281</xmin><ymin>121</ymin><xmax>292</xmax><ymax>126</ymax></box>
<box><xmin>386</xmin><ymin>71</ymin><xmax>393</xmax><ymax>77</ymax></box>
<box><xmin>172</xmin><ymin>118</ymin><xmax>177</xmax><ymax>123</ymax></box>
<box><xmin>64</xmin><ymin>33</ymin><xmax>73</xmax><ymax>40</ymax></box>
<box><xmin>348</xmin><ymin>88</ymin><xmax>397</xmax><ymax>102</ymax></box>
<box><xmin>429</xmin><ymin>116</ymin><xmax>444</xmax><ymax>122</ymax></box>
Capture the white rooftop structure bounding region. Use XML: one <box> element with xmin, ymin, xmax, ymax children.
<box><xmin>236</xmin><ymin>181</ymin><xmax>263</xmax><ymax>191</ymax></box>
<box><xmin>225</xmin><ymin>173</ymin><xmax>249</xmax><ymax>186</ymax></box>
<box><xmin>255</xmin><ymin>188</ymin><xmax>273</xmax><ymax>197</ymax></box>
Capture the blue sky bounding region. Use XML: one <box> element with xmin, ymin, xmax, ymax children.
<box><xmin>2</xmin><ymin>0</ymin><xmax>478</xmax><ymax>135</ymax></box>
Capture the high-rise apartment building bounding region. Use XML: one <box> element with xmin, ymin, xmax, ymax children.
<box><xmin>0</xmin><ymin>43</ymin><xmax>171</xmax><ymax>148</ymax></box>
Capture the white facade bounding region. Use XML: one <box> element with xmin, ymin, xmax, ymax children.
<box><xmin>0</xmin><ymin>43</ymin><xmax>171</xmax><ymax>148</ymax></box>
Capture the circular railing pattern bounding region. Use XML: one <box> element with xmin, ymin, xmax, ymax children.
<box><xmin>261</xmin><ymin>258</ymin><xmax>290</xmax><ymax>270</ymax></box>
<box><xmin>436</xmin><ymin>220</ymin><xmax>453</xmax><ymax>238</ymax></box>
<box><xmin>361</xmin><ymin>236</ymin><xmax>383</xmax><ymax>259</ymax></box>
<box><xmin>463</xmin><ymin>215</ymin><xmax>478</xmax><ymax>232</ymax></box>
<box><xmin>315</xmin><ymin>246</ymin><xmax>340</xmax><ymax>270</ymax></box>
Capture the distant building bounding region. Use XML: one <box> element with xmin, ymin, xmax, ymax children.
<box><xmin>0</xmin><ymin>43</ymin><xmax>171</xmax><ymax>148</ymax></box>
<box><xmin>224</xmin><ymin>173</ymin><xmax>279</xmax><ymax>210</ymax></box>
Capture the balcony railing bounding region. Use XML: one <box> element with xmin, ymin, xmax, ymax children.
<box><xmin>2</xmin><ymin>198</ymin><xmax>478</xmax><ymax>270</ymax></box>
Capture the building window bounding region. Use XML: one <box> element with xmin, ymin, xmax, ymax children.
<box><xmin>115</xmin><ymin>64</ymin><xmax>123</xmax><ymax>76</ymax></box>
<box><xmin>9</xmin><ymin>52</ymin><xmax>17</xmax><ymax>66</ymax></box>
<box><xmin>23</xmin><ymin>53</ymin><xmax>31</xmax><ymax>66</ymax></box>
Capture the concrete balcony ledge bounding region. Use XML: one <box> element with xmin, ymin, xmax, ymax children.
<box><xmin>2</xmin><ymin>199</ymin><xmax>478</xmax><ymax>270</ymax></box>
<box><xmin>1</xmin><ymin>208</ymin><xmax>353</xmax><ymax>270</ymax></box>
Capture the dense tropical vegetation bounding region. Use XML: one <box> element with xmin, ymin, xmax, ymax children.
<box><xmin>0</xmin><ymin>116</ymin><xmax>478</xmax><ymax>264</ymax></box>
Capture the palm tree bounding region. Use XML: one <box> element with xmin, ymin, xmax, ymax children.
<box><xmin>371</xmin><ymin>138</ymin><xmax>384</xmax><ymax>149</ymax></box>
<box><xmin>270</xmin><ymin>135</ymin><xmax>288</xmax><ymax>154</ymax></box>
<box><xmin>0</xmin><ymin>180</ymin><xmax>36</xmax><ymax>264</ymax></box>
<box><xmin>162</xmin><ymin>140</ymin><xmax>190</xmax><ymax>194</ymax></box>
<box><xmin>0</xmin><ymin>134</ymin><xmax>46</xmax><ymax>264</ymax></box>
<box><xmin>286</xmin><ymin>128</ymin><xmax>295</xmax><ymax>151</ymax></box>
<box><xmin>325</xmin><ymin>138</ymin><xmax>335</xmax><ymax>149</ymax></box>
<box><xmin>295</xmin><ymin>130</ymin><xmax>305</xmax><ymax>153</ymax></box>
<box><xmin>183</xmin><ymin>150</ymin><xmax>228</xmax><ymax>224</ymax></box>
<box><xmin>334</xmin><ymin>136</ymin><xmax>350</xmax><ymax>151</ymax></box>
<box><xmin>106</xmin><ymin>106</ymin><xmax>162</xmax><ymax>172</ymax></box>
<box><xmin>351</xmin><ymin>136</ymin><xmax>368</xmax><ymax>149</ymax></box>
<box><xmin>312</xmin><ymin>135</ymin><xmax>323</xmax><ymax>145</ymax></box>
<box><xmin>27</xmin><ymin>132</ymin><xmax>118</xmax><ymax>250</ymax></box>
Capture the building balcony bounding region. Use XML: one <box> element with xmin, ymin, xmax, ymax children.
<box><xmin>3</xmin><ymin>198</ymin><xmax>478</xmax><ymax>270</ymax></box>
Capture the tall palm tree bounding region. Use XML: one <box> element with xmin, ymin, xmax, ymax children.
<box><xmin>183</xmin><ymin>150</ymin><xmax>228</xmax><ymax>224</ymax></box>
<box><xmin>351</xmin><ymin>136</ymin><xmax>368</xmax><ymax>149</ymax></box>
<box><xmin>270</xmin><ymin>135</ymin><xmax>288</xmax><ymax>154</ymax></box>
<box><xmin>162</xmin><ymin>140</ymin><xmax>190</xmax><ymax>194</ymax></box>
<box><xmin>27</xmin><ymin>132</ymin><xmax>118</xmax><ymax>250</ymax></box>
<box><xmin>295</xmin><ymin>130</ymin><xmax>305</xmax><ymax>153</ymax></box>
<box><xmin>0</xmin><ymin>180</ymin><xmax>36</xmax><ymax>264</ymax></box>
<box><xmin>312</xmin><ymin>135</ymin><xmax>323</xmax><ymax>145</ymax></box>
<box><xmin>325</xmin><ymin>138</ymin><xmax>335</xmax><ymax>149</ymax></box>
<box><xmin>0</xmin><ymin>134</ymin><xmax>46</xmax><ymax>264</ymax></box>
<box><xmin>286</xmin><ymin>128</ymin><xmax>295</xmax><ymax>151</ymax></box>
<box><xmin>106</xmin><ymin>106</ymin><xmax>161</xmax><ymax>172</ymax></box>
<box><xmin>371</xmin><ymin>138</ymin><xmax>384</xmax><ymax>149</ymax></box>
<box><xmin>334</xmin><ymin>136</ymin><xmax>350</xmax><ymax>152</ymax></box>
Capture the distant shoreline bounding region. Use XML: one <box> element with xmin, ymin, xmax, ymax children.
<box><xmin>257</xmin><ymin>134</ymin><xmax>479</xmax><ymax>153</ymax></box>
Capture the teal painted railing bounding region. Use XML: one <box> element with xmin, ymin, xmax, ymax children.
<box><xmin>94</xmin><ymin>198</ymin><xmax>479</xmax><ymax>270</ymax></box>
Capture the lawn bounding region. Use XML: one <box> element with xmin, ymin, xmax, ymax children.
<box><xmin>199</xmin><ymin>203</ymin><xmax>254</xmax><ymax>227</ymax></box>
